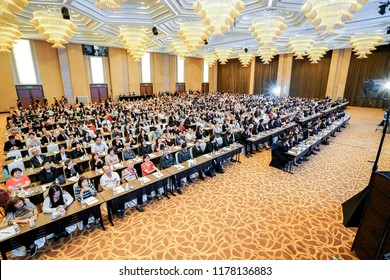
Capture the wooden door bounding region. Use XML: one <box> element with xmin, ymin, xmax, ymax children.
<box><xmin>90</xmin><ymin>84</ymin><xmax>108</xmax><ymax>104</ymax></box>
<box><xmin>201</xmin><ymin>83</ymin><xmax>209</xmax><ymax>93</ymax></box>
<box><xmin>16</xmin><ymin>85</ymin><xmax>44</xmax><ymax>109</ymax></box>
<box><xmin>140</xmin><ymin>83</ymin><xmax>153</xmax><ymax>96</ymax></box>
<box><xmin>176</xmin><ymin>83</ymin><xmax>185</xmax><ymax>93</ymax></box>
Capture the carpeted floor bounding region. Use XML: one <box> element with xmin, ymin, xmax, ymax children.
<box><xmin>1</xmin><ymin>106</ymin><xmax>389</xmax><ymax>260</ymax></box>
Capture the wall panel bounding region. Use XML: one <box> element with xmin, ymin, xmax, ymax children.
<box><xmin>217</xmin><ymin>58</ymin><xmax>251</xmax><ymax>93</ymax></box>
<box><xmin>253</xmin><ymin>55</ymin><xmax>279</xmax><ymax>95</ymax></box>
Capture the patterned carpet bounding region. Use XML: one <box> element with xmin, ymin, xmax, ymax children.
<box><xmin>1</xmin><ymin>106</ymin><xmax>389</xmax><ymax>260</ymax></box>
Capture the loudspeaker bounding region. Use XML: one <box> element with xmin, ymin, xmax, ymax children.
<box><xmin>61</xmin><ymin>7</ymin><xmax>70</xmax><ymax>20</ymax></box>
<box><xmin>352</xmin><ymin>172</ymin><xmax>390</xmax><ymax>259</ymax></box>
<box><xmin>244</xmin><ymin>47</ymin><xmax>248</xmax><ymax>53</ymax></box>
<box><xmin>152</xmin><ymin>26</ymin><xmax>158</xmax><ymax>36</ymax></box>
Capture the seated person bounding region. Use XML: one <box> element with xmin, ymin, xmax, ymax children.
<box><xmin>67</xmin><ymin>134</ymin><xmax>79</xmax><ymax>149</ymax></box>
<box><xmin>71</xmin><ymin>143</ymin><xmax>88</xmax><ymax>158</ymax></box>
<box><xmin>141</xmin><ymin>155</ymin><xmax>162</xmax><ymax>201</ymax></box>
<box><xmin>105</xmin><ymin>147</ymin><xmax>120</xmax><ymax>166</ymax></box>
<box><xmin>192</xmin><ymin>140</ymin><xmax>213</xmax><ymax>178</ymax></box>
<box><xmin>6</xmin><ymin>168</ymin><xmax>31</xmax><ymax>195</ymax></box>
<box><xmin>111</xmin><ymin>135</ymin><xmax>124</xmax><ymax>152</ymax></box>
<box><xmin>125</xmin><ymin>133</ymin><xmax>137</xmax><ymax>147</ymax></box>
<box><xmin>25</xmin><ymin>132</ymin><xmax>41</xmax><ymax>148</ymax></box>
<box><xmin>175</xmin><ymin>131</ymin><xmax>186</xmax><ymax>146</ymax></box>
<box><xmin>41</xmin><ymin>131</ymin><xmax>56</xmax><ymax>145</ymax></box>
<box><xmin>123</xmin><ymin>144</ymin><xmax>136</xmax><ymax>160</ymax></box>
<box><xmin>121</xmin><ymin>161</ymin><xmax>144</xmax><ymax>212</ymax></box>
<box><xmin>205</xmin><ymin>135</ymin><xmax>224</xmax><ymax>174</ymax></box>
<box><xmin>64</xmin><ymin>159</ymin><xmax>82</xmax><ymax>178</ymax></box>
<box><xmin>90</xmin><ymin>153</ymin><xmax>104</xmax><ymax>170</ymax></box>
<box><xmin>160</xmin><ymin>146</ymin><xmax>182</xmax><ymax>194</ymax></box>
<box><xmin>39</xmin><ymin>160</ymin><xmax>60</xmax><ymax>184</ymax></box>
<box><xmin>42</xmin><ymin>185</ymin><xmax>76</xmax><ymax>240</ymax></box>
<box><xmin>196</xmin><ymin>126</ymin><xmax>208</xmax><ymax>139</ymax></box>
<box><xmin>241</xmin><ymin>126</ymin><xmax>254</xmax><ymax>158</ymax></box>
<box><xmin>3</xmin><ymin>135</ymin><xmax>23</xmax><ymax>152</ymax></box>
<box><xmin>74</xmin><ymin>176</ymin><xmax>100</xmax><ymax>231</ymax></box>
<box><xmin>30</xmin><ymin>147</ymin><xmax>48</xmax><ymax>168</ymax></box>
<box><xmin>100</xmin><ymin>165</ymin><xmax>125</xmax><ymax>218</ymax></box>
<box><xmin>81</xmin><ymin>132</ymin><xmax>93</xmax><ymax>143</ymax></box>
<box><xmin>54</xmin><ymin>145</ymin><xmax>72</xmax><ymax>164</ymax></box>
<box><xmin>177</xmin><ymin>143</ymin><xmax>204</xmax><ymax>182</ymax></box>
<box><xmin>91</xmin><ymin>137</ymin><xmax>108</xmax><ymax>155</ymax></box>
<box><xmin>138</xmin><ymin>139</ymin><xmax>152</xmax><ymax>156</ymax></box>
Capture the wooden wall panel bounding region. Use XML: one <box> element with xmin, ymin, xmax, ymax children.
<box><xmin>344</xmin><ymin>45</ymin><xmax>390</xmax><ymax>108</ymax></box>
<box><xmin>217</xmin><ymin>58</ymin><xmax>251</xmax><ymax>93</ymax></box>
<box><xmin>0</xmin><ymin>53</ymin><xmax>18</xmax><ymax>112</ymax></box>
<box><xmin>290</xmin><ymin>51</ymin><xmax>332</xmax><ymax>99</ymax></box>
<box><xmin>253</xmin><ymin>55</ymin><xmax>279</xmax><ymax>95</ymax></box>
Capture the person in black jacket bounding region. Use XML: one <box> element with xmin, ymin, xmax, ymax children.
<box><xmin>71</xmin><ymin>143</ymin><xmax>87</xmax><ymax>158</ymax></box>
<box><xmin>159</xmin><ymin>147</ymin><xmax>182</xmax><ymax>194</ymax></box>
<box><xmin>192</xmin><ymin>140</ymin><xmax>210</xmax><ymax>178</ymax></box>
<box><xmin>3</xmin><ymin>135</ymin><xmax>23</xmax><ymax>152</ymax></box>
<box><xmin>205</xmin><ymin>135</ymin><xmax>224</xmax><ymax>174</ymax></box>
<box><xmin>273</xmin><ymin>137</ymin><xmax>291</xmax><ymax>170</ymax></box>
<box><xmin>196</xmin><ymin>126</ymin><xmax>208</xmax><ymax>140</ymax></box>
<box><xmin>138</xmin><ymin>139</ymin><xmax>152</xmax><ymax>156</ymax></box>
<box><xmin>40</xmin><ymin>131</ymin><xmax>56</xmax><ymax>145</ymax></box>
<box><xmin>30</xmin><ymin>148</ymin><xmax>48</xmax><ymax>168</ymax></box>
<box><xmin>39</xmin><ymin>160</ymin><xmax>59</xmax><ymax>184</ymax></box>
<box><xmin>54</xmin><ymin>145</ymin><xmax>72</xmax><ymax>164</ymax></box>
<box><xmin>241</xmin><ymin>126</ymin><xmax>254</xmax><ymax>158</ymax></box>
<box><xmin>64</xmin><ymin>159</ymin><xmax>83</xmax><ymax>178</ymax></box>
<box><xmin>90</xmin><ymin>153</ymin><xmax>104</xmax><ymax>170</ymax></box>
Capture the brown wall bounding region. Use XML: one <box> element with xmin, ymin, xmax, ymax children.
<box><xmin>0</xmin><ymin>53</ymin><xmax>18</xmax><ymax>112</ymax></box>
<box><xmin>185</xmin><ymin>57</ymin><xmax>203</xmax><ymax>91</ymax></box>
<box><xmin>169</xmin><ymin>55</ymin><xmax>176</xmax><ymax>93</ymax></box>
<box><xmin>217</xmin><ymin>58</ymin><xmax>251</xmax><ymax>93</ymax></box>
<box><xmin>127</xmin><ymin>55</ymin><xmax>140</xmax><ymax>93</ymax></box>
<box><xmin>253</xmin><ymin>55</ymin><xmax>279</xmax><ymax>95</ymax></box>
<box><xmin>108</xmin><ymin>48</ymin><xmax>129</xmax><ymax>96</ymax></box>
<box><xmin>153</xmin><ymin>52</ymin><xmax>170</xmax><ymax>93</ymax></box>
<box><xmin>67</xmin><ymin>43</ymin><xmax>90</xmax><ymax>100</ymax></box>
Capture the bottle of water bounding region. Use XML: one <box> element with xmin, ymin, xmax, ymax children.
<box><xmin>95</xmin><ymin>167</ymin><xmax>98</xmax><ymax>174</ymax></box>
<box><xmin>55</xmin><ymin>178</ymin><xmax>59</xmax><ymax>185</ymax></box>
<box><xmin>3</xmin><ymin>168</ymin><xmax>9</xmax><ymax>180</ymax></box>
<box><xmin>13</xmin><ymin>222</ymin><xmax>20</xmax><ymax>234</ymax></box>
<box><xmin>29</xmin><ymin>167</ymin><xmax>34</xmax><ymax>174</ymax></box>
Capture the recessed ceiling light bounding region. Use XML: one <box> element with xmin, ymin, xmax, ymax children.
<box><xmin>141</xmin><ymin>2</ymin><xmax>144</xmax><ymax>4</ymax></box>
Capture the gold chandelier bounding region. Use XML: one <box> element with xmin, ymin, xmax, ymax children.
<box><xmin>171</xmin><ymin>38</ymin><xmax>189</xmax><ymax>58</ymax></box>
<box><xmin>0</xmin><ymin>21</ymin><xmax>22</xmax><ymax>52</ymax></box>
<box><xmin>349</xmin><ymin>33</ymin><xmax>384</xmax><ymax>59</ymax></box>
<box><xmin>0</xmin><ymin>0</ymin><xmax>28</xmax><ymax>21</ymax></box>
<box><xmin>238</xmin><ymin>52</ymin><xmax>254</xmax><ymax>67</ymax></box>
<box><xmin>301</xmin><ymin>0</ymin><xmax>368</xmax><ymax>35</ymax></box>
<box><xmin>30</xmin><ymin>10</ymin><xmax>78</xmax><ymax>48</ymax></box>
<box><xmin>249</xmin><ymin>16</ymin><xmax>287</xmax><ymax>47</ymax></box>
<box><xmin>203</xmin><ymin>52</ymin><xmax>217</xmax><ymax>67</ymax></box>
<box><xmin>287</xmin><ymin>36</ymin><xmax>314</xmax><ymax>59</ymax></box>
<box><xmin>257</xmin><ymin>46</ymin><xmax>278</xmax><ymax>64</ymax></box>
<box><xmin>307</xmin><ymin>45</ymin><xmax>328</xmax><ymax>63</ymax></box>
<box><xmin>192</xmin><ymin>0</ymin><xmax>245</xmax><ymax>36</ymax></box>
<box><xmin>95</xmin><ymin>0</ymin><xmax>127</xmax><ymax>12</ymax></box>
<box><xmin>118</xmin><ymin>26</ymin><xmax>149</xmax><ymax>61</ymax></box>
<box><xmin>177</xmin><ymin>22</ymin><xmax>210</xmax><ymax>51</ymax></box>
<box><xmin>215</xmin><ymin>48</ymin><xmax>232</xmax><ymax>64</ymax></box>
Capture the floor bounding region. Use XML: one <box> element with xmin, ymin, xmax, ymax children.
<box><xmin>1</xmin><ymin>106</ymin><xmax>389</xmax><ymax>260</ymax></box>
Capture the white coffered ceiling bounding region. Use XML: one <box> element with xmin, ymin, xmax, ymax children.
<box><xmin>9</xmin><ymin>0</ymin><xmax>390</xmax><ymax>58</ymax></box>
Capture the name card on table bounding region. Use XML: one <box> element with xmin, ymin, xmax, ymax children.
<box><xmin>153</xmin><ymin>172</ymin><xmax>164</xmax><ymax>178</ymax></box>
<box><xmin>203</xmin><ymin>154</ymin><xmax>212</xmax><ymax>159</ymax></box>
<box><xmin>68</xmin><ymin>176</ymin><xmax>78</xmax><ymax>182</ymax></box>
<box><xmin>134</xmin><ymin>157</ymin><xmax>143</xmax><ymax>162</ymax></box>
<box><xmin>149</xmin><ymin>154</ymin><xmax>156</xmax><ymax>158</ymax></box>
<box><xmin>114</xmin><ymin>186</ymin><xmax>125</xmax><ymax>194</ymax></box>
<box><xmin>113</xmin><ymin>163</ymin><xmax>123</xmax><ymax>169</ymax></box>
<box><xmin>139</xmin><ymin>177</ymin><xmax>151</xmax><ymax>184</ymax></box>
<box><xmin>174</xmin><ymin>164</ymin><xmax>184</xmax><ymax>170</ymax></box>
<box><xmin>84</xmin><ymin>196</ymin><xmax>99</xmax><ymax>206</ymax></box>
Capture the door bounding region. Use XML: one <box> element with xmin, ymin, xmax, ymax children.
<box><xmin>16</xmin><ymin>85</ymin><xmax>44</xmax><ymax>109</ymax></box>
<box><xmin>90</xmin><ymin>84</ymin><xmax>108</xmax><ymax>104</ymax></box>
<box><xmin>140</xmin><ymin>83</ymin><xmax>153</xmax><ymax>97</ymax></box>
<box><xmin>176</xmin><ymin>83</ymin><xmax>186</xmax><ymax>93</ymax></box>
<box><xmin>201</xmin><ymin>83</ymin><xmax>209</xmax><ymax>93</ymax></box>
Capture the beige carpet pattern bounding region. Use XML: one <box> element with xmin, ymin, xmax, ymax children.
<box><xmin>1</xmin><ymin>106</ymin><xmax>389</xmax><ymax>260</ymax></box>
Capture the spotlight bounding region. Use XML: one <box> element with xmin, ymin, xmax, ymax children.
<box><xmin>378</xmin><ymin>1</ymin><xmax>390</xmax><ymax>15</ymax></box>
<box><xmin>61</xmin><ymin>7</ymin><xmax>70</xmax><ymax>20</ymax></box>
<box><xmin>152</xmin><ymin>26</ymin><xmax>158</xmax><ymax>36</ymax></box>
<box><xmin>385</xmin><ymin>81</ymin><xmax>390</xmax><ymax>90</ymax></box>
<box><xmin>204</xmin><ymin>39</ymin><xmax>208</xmax><ymax>45</ymax></box>
<box><xmin>272</xmin><ymin>86</ymin><xmax>281</xmax><ymax>96</ymax></box>
<box><xmin>244</xmin><ymin>47</ymin><xmax>248</xmax><ymax>53</ymax></box>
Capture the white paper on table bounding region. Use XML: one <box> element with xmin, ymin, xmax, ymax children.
<box><xmin>149</xmin><ymin>153</ymin><xmax>156</xmax><ymax>158</ymax></box>
<box><xmin>223</xmin><ymin>147</ymin><xmax>231</xmax><ymax>151</ymax></box>
<box><xmin>68</xmin><ymin>176</ymin><xmax>78</xmax><ymax>182</ymax></box>
<box><xmin>139</xmin><ymin>177</ymin><xmax>151</xmax><ymax>183</ymax></box>
<box><xmin>134</xmin><ymin>157</ymin><xmax>143</xmax><ymax>162</ymax></box>
<box><xmin>41</xmin><ymin>183</ymin><xmax>52</xmax><ymax>191</ymax></box>
<box><xmin>113</xmin><ymin>163</ymin><xmax>122</xmax><ymax>169</ymax></box>
<box><xmin>174</xmin><ymin>164</ymin><xmax>184</xmax><ymax>170</ymax></box>
<box><xmin>84</xmin><ymin>196</ymin><xmax>99</xmax><ymax>206</ymax></box>
<box><xmin>115</xmin><ymin>186</ymin><xmax>125</xmax><ymax>194</ymax></box>
<box><xmin>153</xmin><ymin>172</ymin><xmax>164</xmax><ymax>178</ymax></box>
<box><xmin>0</xmin><ymin>226</ymin><xmax>17</xmax><ymax>241</ymax></box>
<box><xmin>203</xmin><ymin>154</ymin><xmax>212</xmax><ymax>159</ymax></box>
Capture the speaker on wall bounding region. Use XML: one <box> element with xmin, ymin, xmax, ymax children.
<box><xmin>61</xmin><ymin>7</ymin><xmax>70</xmax><ymax>20</ymax></box>
<box><xmin>352</xmin><ymin>172</ymin><xmax>390</xmax><ymax>259</ymax></box>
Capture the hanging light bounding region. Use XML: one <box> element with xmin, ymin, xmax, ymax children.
<box><xmin>238</xmin><ymin>52</ymin><xmax>254</xmax><ymax>67</ymax></box>
<box><xmin>30</xmin><ymin>10</ymin><xmax>78</xmax><ymax>48</ymax></box>
<box><xmin>0</xmin><ymin>21</ymin><xmax>22</xmax><ymax>52</ymax></box>
<box><xmin>307</xmin><ymin>45</ymin><xmax>328</xmax><ymax>63</ymax></box>
<box><xmin>192</xmin><ymin>0</ymin><xmax>245</xmax><ymax>36</ymax></box>
<box><xmin>301</xmin><ymin>0</ymin><xmax>368</xmax><ymax>35</ymax></box>
<box><xmin>349</xmin><ymin>33</ymin><xmax>384</xmax><ymax>59</ymax></box>
<box><xmin>177</xmin><ymin>22</ymin><xmax>210</xmax><ymax>51</ymax></box>
<box><xmin>95</xmin><ymin>0</ymin><xmax>127</xmax><ymax>12</ymax></box>
<box><xmin>257</xmin><ymin>46</ymin><xmax>278</xmax><ymax>64</ymax></box>
<box><xmin>118</xmin><ymin>26</ymin><xmax>149</xmax><ymax>61</ymax></box>
<box><xmin>249</xmin><ymin>16</ymin><xmax>287</xmax><ymax>47</ymax></box>
<box><xmin>0</xmin><ymin>0</ymin><xmax>29</xmax><ymax>21</ymax></box>
<box><xmin>203</xmin><ymin>52</ymin><xmax>217</xmax><ymax>67</ymax></box>
<box><xmin>171</xmin><ymin>38</ymin><xmax>189</xmax><ymax>58</ymax></box>
<box><xmin>215</xmin><ymin>48</ymin><xmax>232</xmax><ymax>64</ymax></box>
<box><xmin>287</xmin><ymin>36</ymin><xmax>314</xmax><ymax>59</ymax></box>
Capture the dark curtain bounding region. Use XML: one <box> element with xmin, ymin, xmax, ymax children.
<box><xmin>344</xmin><ymin>45</ymin><xmax>390</xmax><ymax>108</ymax></box>
<box><xmin>290</xmin><ymin>51</ymin><xmax>332</xmax><ymax>99</ymax></box>
<box><xmin>253</xmin><ymin>55</ymin><xmax>279</xmax><ymax>95</ymax></box>
<box><xmin>217</xmin><ymin>59</ymin><xmax>251</xmax><ymax>93</ymax></box>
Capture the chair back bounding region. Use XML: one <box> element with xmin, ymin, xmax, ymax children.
<box><xmin>175</xmin><ymin>151</ymin><xmax>180</xmax><ymax>164</ymax></box>
<box><xmin>7</xmin><ymin>161</ymin><xmax>26</xmax><ymax>173</ymax></box>
<box><xmin>216</xmin><ymin>137</ymin><xmax>223</xmax><ymax>146</ymax></box>
<box><xmin>28</xmin><ymin>146</ymin><xmax>42</xmax><ymax>157</ymax></box>
<box><xmin>7</xmin><ymin>150</ymin><xmax>22</xmax><ymax>159</ymax></box>
<box><xmin>200</xmin><ymin>142</ymin><xmax>206</xmax><ymax>152</ymax></box>
<box><xmin>47</xmin><ymin>143</ymin><xmax>59</xmax><ymax>153</ymax></box>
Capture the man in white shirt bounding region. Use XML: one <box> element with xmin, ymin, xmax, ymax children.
<box><xmin>26</xmin><ymin>132</ymin><xmax>41</xmax><ymax>148</ymax></box>
<box><xmin>100</xmin><ymin>165</ymin><xmax>125</xmax><ymax>218</ymax></box>
<box><xmin>91</xmin><ymin>138</ymin><xmax>108</xmax><ymax>154</ymax></box>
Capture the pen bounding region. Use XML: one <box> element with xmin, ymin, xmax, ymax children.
<box><xmin>0</xmin><ymin>231</ymin><xmax>11</xmax><ymax>234</ymax></box>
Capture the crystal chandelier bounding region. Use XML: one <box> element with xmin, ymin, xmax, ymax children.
<box><xmin>95</xmin><ymin>0</ymin><xmax>127</xmax><ymax>12</ymax></box>
<box><xmin>118</xmin><ymin>26</ymin><xmax>149</xmax><ymax>61</ymax></box>
<box><xmin>249</xmin><ymin>16</ymin><xmax>287</xmax><ymax>47</ymax></box>
<box><xmin>0</xmin><ymin>0</ymin><xmax>28</xmax><ymax>21</ymax></box>
<box><xmin>307</xmin><ymin>45</ymin><xmax>328</xmax><ymax>63</ymax></box>
<box><xmin>192</xmin><ymin>0</ymin><xmax>245</xmax><ymax>36</ymax></box>
<box><xmin>177</xmin><ymin>22</ymin><xmax>210</xmax><ymax>51</ymax></box>
<box><xmin>301</xmin><ymin>0</ymin><xmax>368</xmax><ymax>35</ymax></box>
<box><xmin>171</xmin><ymin>38</ymin><xmax>189</xmax><ymax>58</ymax></box>
<box><xmin>238</xmin><ymin>52</ymin><xmax>254</xmax><ymax>67</ymax></box>
<box><xmin>0</xmin><ymin>21</ymin><xmax>22</xmax><ymax>52</ymax></box>
<box><xmin>203</xmin><ymin>52</ymin><xmax>217</xmax><ymax>67</ymax></box>
<box><xmin>257</xmin><ymin>46</ymin><xmax>278</xmax><ymax>64</ymax></box>
<box><xmin>287</xmin><ymin>36</ymin><xmax>314</xmax><ymax>59</ymax></box>
<box><xmin>349</xmin><ymin>33</ymin><xmax>384</xmax><ymax>59</ymax></box>
<box><xmin>215</xmin><ymin>48</ymin><xmax>232</xmax><ymax>64</ymax></box>
<box><xmin>30</xmin><ymin>10</ymin><xmax>78</xmax><ymax>48</ymax></box>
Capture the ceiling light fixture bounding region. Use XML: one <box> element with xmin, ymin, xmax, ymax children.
<box><xmin>203</xmin><ymin>52</ymin><xmax>217</xmax><ymax>67</ymax></box>
<box><xmin>118</xmin><ymin>26</ymin><xmax>149</xmax><ymax>61</ymax></box>
<box><xmin>215</xmin><ymin>47</ymin><xmax>232</xmax><ymax>64</ymax></box>
<box><xmin>0</xmin><ymin>21</ymin><xmax>22</xmax><ymax>52</ymax></box>
<box><xmin>0</xmin><ymin>0</ymin><xmax>29</xmax><ymax>21</ymax></box>
<box><xmin>238</xmin><ymin>52</ymin><xmax>254</xmax><ymax>67</ymax></box>
<box><xmin>192</xmin><ymin>0</ymin><xmax>245</xmax><ymax>37</ymax></box>
<box><xmin>95</xmin><ymin>0</ymin><xmax>127</xmax><ymax>12</ymax></box>
<box><xmin>257</xmin><ymin>46</ymin><xmax>278</xmax><ymax>64</ymax></box>
<box><xmin>30</xmin><ymin>10</ymin><xmax>78</xmax><ymax>48</ymax></box>
<box><xmin>349</xmin><ymin>33</ymin><xmax>384</xmax><ymax>59</ymax></box>
<box><xmin>177</xmin><ymin>22</ymin><xmax>210</xmax><ymax>51</ymax></box>
<box><xmin>249</xmin><ymin>16</ymin><xmax>287</xmax><ymax>47</ymax></box>
<box><xmin>171</xmin><ymin>38</ymin><xmax>189</xmax><ymax>58</ymax></box>
<box><xmin>287</xmin><ymin>36</ymin><xmax>314</xmax><ymax>59</ymax></box>
<box><xmin>301</xmin><ymin>0</ymin><xmax>368</xmax><ymax>35</ymax></box>
<box><xmin>307</xmin><ymin>45</ymin><xmax>329</xmax><ymax>63</ymax></box>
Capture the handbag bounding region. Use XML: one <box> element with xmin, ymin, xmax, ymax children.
<box><xmin>57</xmin><ymin>175</ymin><xmax>66</xmax><ymax>185</ymax></box>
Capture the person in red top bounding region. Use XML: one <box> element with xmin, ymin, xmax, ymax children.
<box><xmin>140</xmin><ymin>155</ymin><xmax>162</xmax><ymax>201</ymax></box>
<box><xmin>6</xmin><ymin>168</ymin><xmax>31</xmax><ymax>195</ymax></box>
